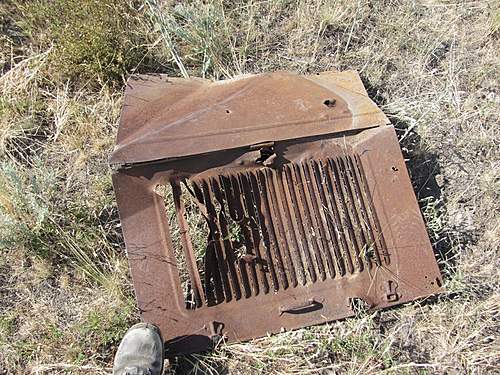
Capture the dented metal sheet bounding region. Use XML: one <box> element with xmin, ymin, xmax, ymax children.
<box><xmin>110</xmin><ymin>71</ymin><xmax>389</xmax><ymax>165</ymax></box>
<box><xmin>111</xmin><ymin>71</ymin><xmax>443</xmax><ymax>355</ymax></box>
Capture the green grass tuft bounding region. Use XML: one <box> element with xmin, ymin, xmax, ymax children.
<box><xmin>16</xmin><ymin>0</ymin><xmax>151</xmax><ymax>86</ymax></box>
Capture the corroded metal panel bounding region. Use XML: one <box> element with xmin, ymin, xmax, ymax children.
<box><xmin>110</xmin><ymin>71</ymin><xmax>389</xmax><ymax>165</ymax></box>
<box><xmin>111</xmin><ymin>71</ymin><xmax>443</xmax><ymax>355</ymax></box>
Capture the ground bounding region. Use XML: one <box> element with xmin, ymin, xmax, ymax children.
<box><xmin>0</xmin><ymin>1</ymin><xmax>499</xmax><ymax>374</ymax></box>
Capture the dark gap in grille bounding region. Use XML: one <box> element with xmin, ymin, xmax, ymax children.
<box><xmin>237</xmin><ymin>173</ymin><xmax>269</xmax><ymax>294</ymax></box>
<box><xmin>310</xmin><ymin>160</ymin><xmax>341</xmax><ymax>278</ymax></box>
<box><xmin>256</xmin><ymin>169</ymin><xmax>290</xmax><ymax>290</ymax></box>
<box><xmin>265</xmin><ymin>168</ymin><xmax>298</xmax><ymax>287</ymax></box>
<box><xmin>330</xmin><ymin>158</ymin><xmax>365</xmax><ymax>272</ymax></box>
<box><xmin>165</xmin><ymin>154</ymin><xmax>390</xmax><ymax>309</ymax></box>
<box><xmin>192</xmin><ymin>180</ymin><xmax>227</xmax><ymax>305</ymax></box>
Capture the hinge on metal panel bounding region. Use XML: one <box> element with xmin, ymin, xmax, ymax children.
<box><xmin>249</xmin><ymin>141</ymin><xmax>275</xmax><ymax>150</ymax></box>
<box><xmin>250</xmin><ymin>141</ymin><xmax>275</xmax><ymax>165</ymax></box>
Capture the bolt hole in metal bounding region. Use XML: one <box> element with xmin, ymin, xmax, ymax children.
<box><xmin>323</xmin><ymin>99</ymin><xmax>336</xmax><ymax>108</ymax></box>
<box><xmin>425</xmin><ymin>275</ymin><xmax>442</xmax><ymax>287</ymax></box>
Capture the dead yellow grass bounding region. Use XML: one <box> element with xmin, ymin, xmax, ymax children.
<box><xmin>1</xmin><ymin>0</ymin><xmax>499</xmax><ymax>374</ymax></box>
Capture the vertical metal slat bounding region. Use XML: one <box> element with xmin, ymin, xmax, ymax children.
<box><xmin>238</xmin><ymin>172</ymin><xmax>270</xmax><ymax>294</ymax></box>
<box><xmin>283</xmin><ymin>164</ymin><xmax>318</xmax><ymax>283</ymax></box>
<box><xmin>171</xmin><ymin>180</ymin><xmax>205</xmax><ymax>308</ymax></box>
<box><xmin>257</xmin><ymin>170</ymin><xmax>290</xmax><ymax>290</ymax></box>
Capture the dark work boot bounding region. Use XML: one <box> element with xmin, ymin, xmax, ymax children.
<box><xmin>113</xmin><ymin>323</ymin><xmax>164</xmax><ymax>375</ymax></box>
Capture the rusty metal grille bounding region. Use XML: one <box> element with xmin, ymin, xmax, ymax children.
<box><xmin>170</xmin><ymin>153</ymin><xmax>390</xmax><ymax>310</ymax></box>
<box><xmin>111</xmin><ymin>71</ymin><xmax>443</xmax><ymax>354</ymax></box>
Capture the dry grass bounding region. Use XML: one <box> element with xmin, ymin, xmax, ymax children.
<box><xmin>1</xmin><ymin>0</ymin><xmax>499</xmax><ymax>374</ymax></box>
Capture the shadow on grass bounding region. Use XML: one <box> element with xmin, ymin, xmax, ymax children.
<box><xmin>165</xmin><ymin>352</ymin><xmax>229</xmax><ymax>375</ymax></box>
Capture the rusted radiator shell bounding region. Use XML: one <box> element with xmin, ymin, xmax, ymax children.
<box><xmin>111</xmin><ymin>71</ymin><xmax>443</xmax><ymax>354</ymax></box>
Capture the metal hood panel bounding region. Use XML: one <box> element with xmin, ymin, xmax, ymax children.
<box><xmin>112</xmin><ymin>126</ymin><xmax>444</xmax><ymax>355</ymax></box>
<box><xmin>110</xmin><ymin>71</ymin><xmax>389</xmax><ymax>166</ymax></box>
<box><xmin>111</xmin><ymin>70</ymin><xmax>442</xmax><ymax>355</ymax></box>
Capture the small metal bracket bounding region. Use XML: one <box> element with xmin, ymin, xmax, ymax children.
<box><xmin>207</xmin><ymin>321</ymin><xmax>225</xmax><ymax>349</ymax></box>
<box><xmin>385</xmin><ymin>280</ymin><xmax>400</xmax><ymax>302</ymax></box>
<box><xmin>251</xmin><ymin>141</ymin><xmax>276</xmax><ymax>165</ymax></box>
<box><xmin>209</xmin><ymin>321</ymin><xmax>225</xmax><ymax>339</ymax></box>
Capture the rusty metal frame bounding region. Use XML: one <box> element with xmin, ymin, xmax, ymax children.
<box><xmin>111</xmin><ymin>71</ymin><xmax>443</xmax><ymax>355</ymax></box>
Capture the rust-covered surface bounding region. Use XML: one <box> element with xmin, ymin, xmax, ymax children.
<box><xmin>111</xmin><ymin>71</ymin><xmax>443</xmax><ymax>355</ymax></box>
<box><xmin>110</xmin><ymin>71</ymin><xmax>389</xmax><ymax>165</ymax></box>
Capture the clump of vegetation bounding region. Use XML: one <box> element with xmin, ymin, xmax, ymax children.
<box><xmin>15</xmin><ymin>0</ymin><xmax>152</xmax><ymax>86</ymax></box>
<box><xmin>76</xmin><ymin>301</ymin><xmax>135</xmax><ymax>363</ymax></box>
<box><xmin>0</xmin><ymin>161</ymin><xmax>54</xmax><ymax>255</ymax></box>
<box><xmin>146</xmin><ymin>1</ymin><xmax>243</xmax><ymax>79</ymax></box>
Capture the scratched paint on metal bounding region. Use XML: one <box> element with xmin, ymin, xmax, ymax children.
<box><xmin>111</xmin><ymin>71</ymin><xmax>443</xmax><ymax>354</ymax></box>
